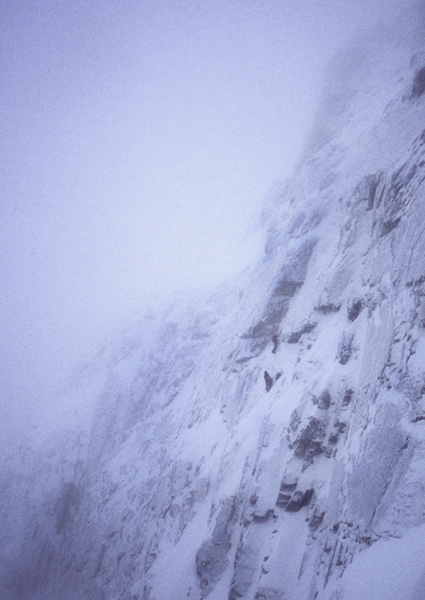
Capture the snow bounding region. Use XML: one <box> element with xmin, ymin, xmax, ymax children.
<box><xmin>334</xmin><ymin>523</ymin><xmax>425</xmax><ymax>600</ymax></box>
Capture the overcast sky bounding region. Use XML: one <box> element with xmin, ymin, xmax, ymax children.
<box><xmin>0</xmin><ymin>0</ymin><xmax>411</xmax><ymax>431</ymax></box>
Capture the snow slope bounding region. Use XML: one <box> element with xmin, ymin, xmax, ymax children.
<box><xmin>2</xmin><ymin>11</ymin><xmax>425</xmax><ymax>600</ymax></box>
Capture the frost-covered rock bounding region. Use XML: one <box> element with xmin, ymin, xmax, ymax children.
<box><xmin>196</xmin><ymin>497</ymin><xmax>236</xmax><ymax>596</ymax></box>
<box><xmin>3</xmin><ymin>9</ymin><xmax>425</xmax><ymax>600</ymax></box>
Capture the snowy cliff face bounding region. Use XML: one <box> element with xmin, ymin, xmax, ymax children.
<box><xmin>3</xmin><ymin>23</ymin><xmax>425</xmax><ymax>600</ymax></box>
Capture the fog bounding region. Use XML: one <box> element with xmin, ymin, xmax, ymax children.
<box><xmin>0</xmin><ymin>0</ymin><xmax>411</xmax><ymax>433</ymax></box>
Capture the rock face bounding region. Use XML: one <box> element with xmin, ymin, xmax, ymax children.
<box><xmin>3</xmin><ymin>14</ymin><xmax>425</xmax><ymax>600</ymax></box>
<box><xmin>196</xmin><ymin>497</ymin><xmax>236</xmax><ymax>595</ymax></box>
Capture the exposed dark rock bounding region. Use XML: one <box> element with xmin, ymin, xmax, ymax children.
<box><xmin>337</xmin><ymin>332</ymin><xmax>354</xmax><ymax>364</ymax></box>
<box><xmin>406</xmin><ymin>274</ymin><xmax>425</xmax><ymax>288</ymax></box>
<box><xmin>342</xmin><ymin>389</ymin><xmax>354</xmax><ymax>406</ymax></box>
<box><xmin>309</xmin><ymin>510</ymin><xmax>325</xmax><ymax>530</ymax></box>
<box><xmin>285</xmin><ymin>489</ymin><xmax>314</xmax><ymax>512</ymax></box>
<box><xmin>324</xmin><ymin>445</ymin><xmax>334</xmax><ymax>458</ymax></box>
<box><xmin>293</xmin><ymin>417</ymin><xmax>326</xmax><ymax>461</ymax></box>
<box><xmin>285</xmin><ymin>321</ymin><xmax>317</xmax><ymax>343</ymax></box>
<box><xmin>279</xmin><ymin>476</ymin><xmax>298</xmax><ymax>492</ymax></box>
<box><xmin>243</xmin><ymin>239</ymin><xmax>317</xmax><ymax>348</ymax></box>
<box><xmin>412</xmin><ymin>415</ymin><xmax>425</xmax><ymax>422</ymax></box>
<box><xmin>289</xmin><ymin>409</ymin><xmax>301</xmax><ymax>432</ymax></box>
<box><xmin>276</xmin><ymin>492</ymin><xmax>292</xmax><ymax>507</ymax></box>
<box><xmin>229</xmin><ymin>543</ymin><xmax>259</xmax><ymax>600</ymax></box>
<box><xmin>410</xmin><ymin>65</ymin><xmax>425</xmax><ymax>99</ymax></box>
<box><xmin>356</xmin><ymin>173</ymin><xmax>380</xmax><ymax>210</ymax></box>
<box><xmin>254</xmin><ymin>587</ymin><xmax>285</xmax><ymax>600</ymax></box>
<box><xmin>358</xmin><ymin>535</ymin><xmax>374</xmax><ymax>547</ymax></box>
<box><xmin>302</xmin><ymin>488</ymin><xmax>315</xmax><ymax>506</ymax></box>
<box><xmin>285</xmin><ymin>492</ymin><xmax>304</xmax><ymax>512</ymax></box>
<box><xmin>275</xmin><ymin>280</ymin><xmax>301</xmax><ymax>296</ymax></box>
<box><xmin>55</xmin><ymin>482</ymin><xmax>79</xmax><ymax>534</ymax></box>
<box><xmin>264</xmin><ymin>371</ymin><xmax>273</xmax><ymax>392</ymax></box>
<box><xmin>211</xmin><ymin>497</ymin><xmax>235</xmax><ymax>545</ymax></box>
<box><xmin>253</xmin><ymin>509</ymin><xmax>275</xmax><ymax>522</ymax></box>
<box><xmin>276</xmin><ymin>475</ymin><xmax>298</xmax><ymax>507</ymax></box>
<box><xmin>377</xmin><ymin>159</ymin><xmax>418</xmax><ymax>238</ymax></box>
<box><xmin>347</xmin><ymin>299</ymin><xmax>363</xmax><ymax>322</ymax></box>
<box><xmin>381</xmin><ymin>217</ymin><xmax>401</xmax><ymax>236</ymax></box>
<box><xmin>390</xmin><ymin>163</ymin><xmax>418</xmax><ymax>198</ymax></box>
<box><xmin>144</xmin><ymin>552</ymin><xmax>157</xmax><ymax>573</ymax></box>
<box><xmin>249</xmin><ymin>493</ymin><xmax>259</xmax><ymax>505</ymax></box>
<box><xmin>317</xmin><ymin>391</ymin><xmax>331</xmax><ymax>410</ymax></box>
<box><xmin>328</xmin><ymin>432</ymin><xmax>339</xmax><ymax>445</ymax></box>
<box><xmin>367</xmin><ymin>175</ymin><xmax>380</xmax><ymax>210</ymax></box>
<box><xmin>315</xmin><ymin>303</ymin><xmax>341</xmax><ymax>314</ymax></box>
<box><xmin>337</xmin><ymin>421</ymin><xmax>347</xmax><ymax>434</ymax></box>
<box><xmin>196</xmin><ymin>497</ymin><xmax>236</xmax><ymax>595</ymax></box>
<box><xmin>92</xmin><ymin>543</ymin><xmax>106</xmax><ymax>578</ymax></box>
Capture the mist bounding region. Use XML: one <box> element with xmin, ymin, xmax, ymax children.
<box><xmin>0</xmin><ymin>0</ymin><xmax>411</xmax><ymax>433</ymax></box>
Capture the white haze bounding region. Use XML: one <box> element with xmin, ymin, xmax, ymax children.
<box><xmin>0</xmin><ymin>0</ymin><xmax>412</xmax><ymax>432</ymax></box>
